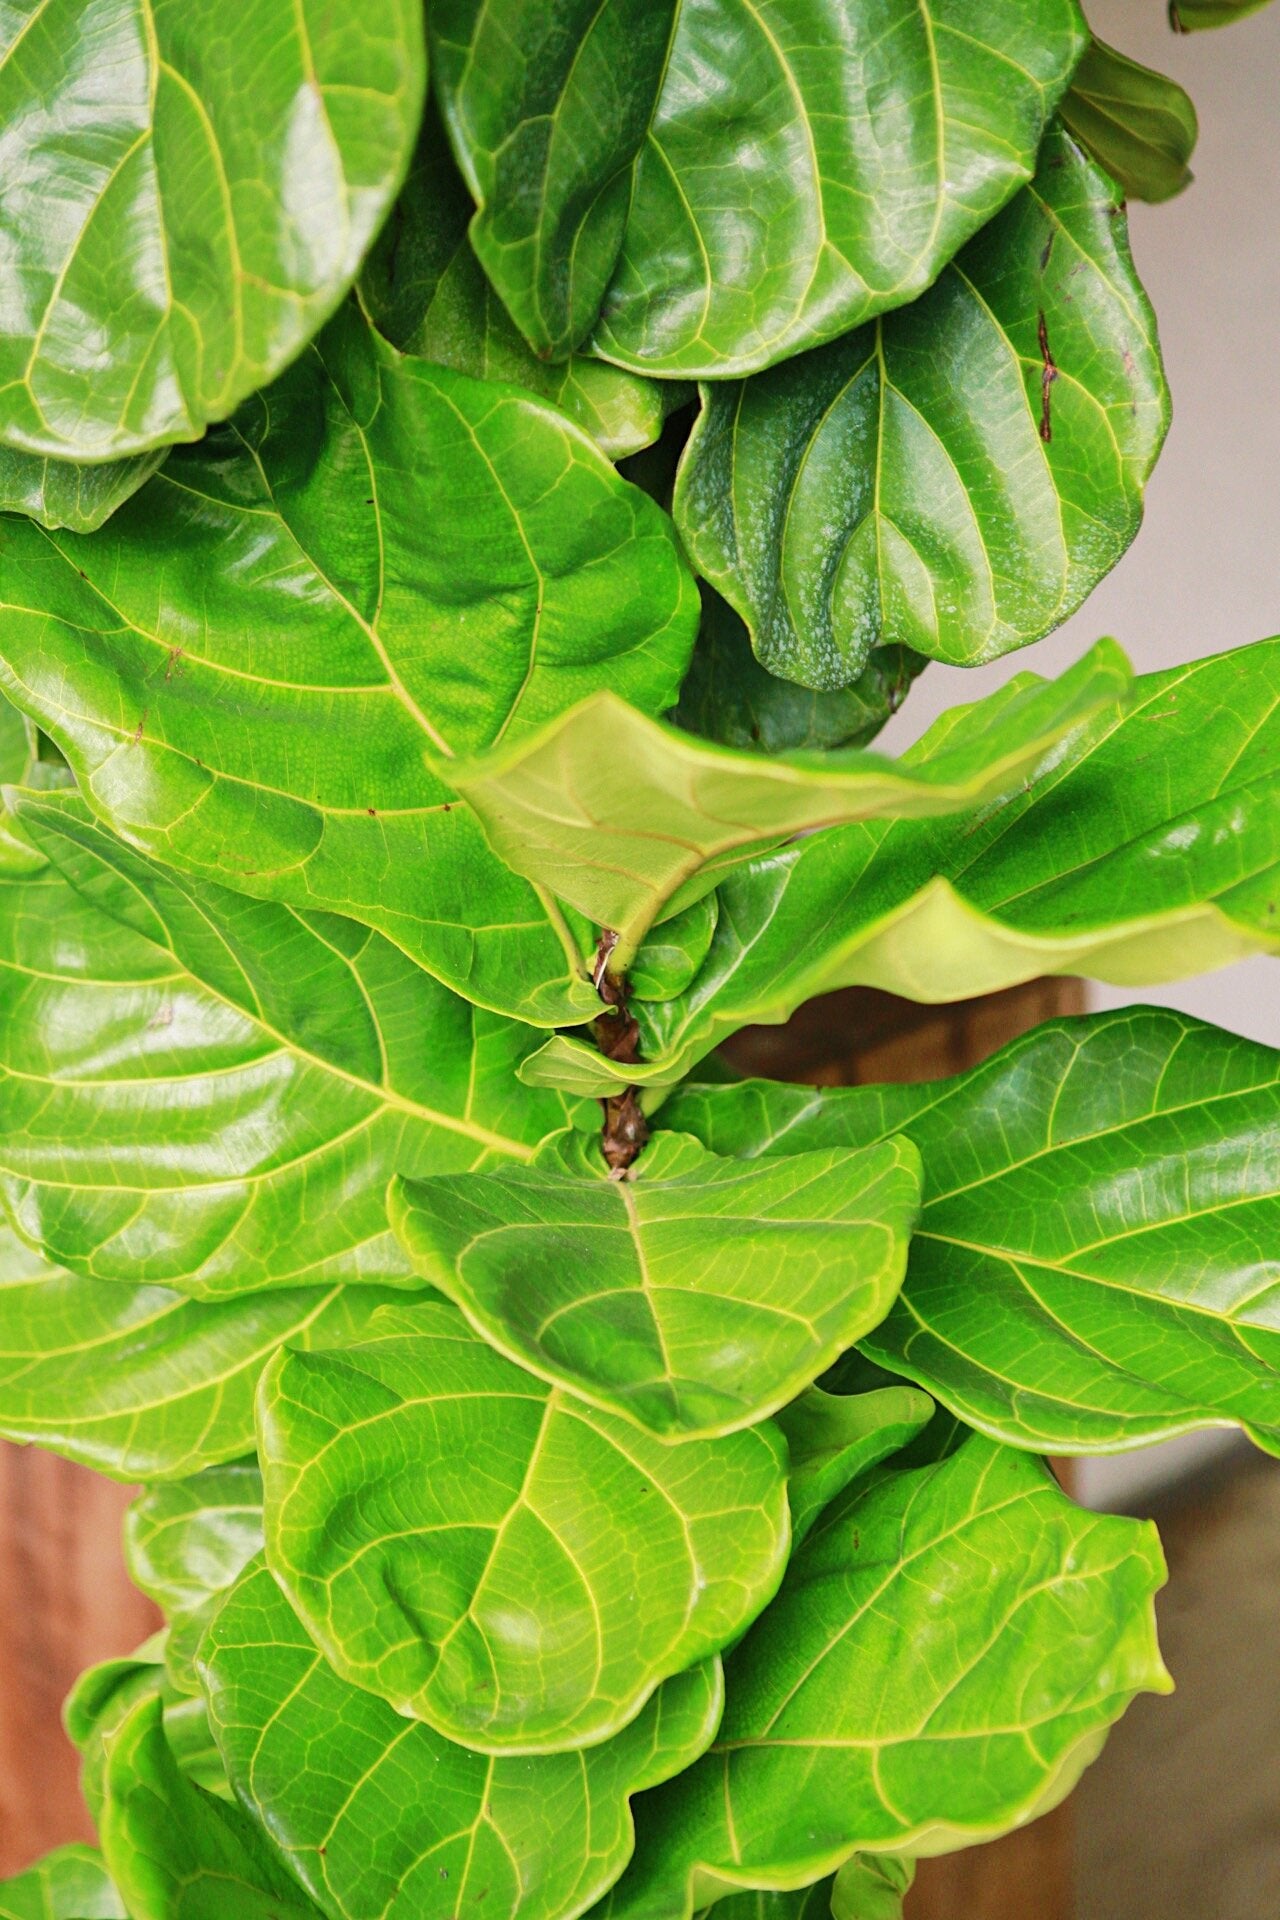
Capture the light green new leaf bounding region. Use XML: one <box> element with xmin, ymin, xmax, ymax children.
<box><xmin>0</xmin><ymin>798</ymin><xmax>580</xmax><ymax>1295</ymax></box>
<box><xmin>390</xmin><ymin>1129</ymin><xmax>921</xmax><ymax>1440</ymax></box>
<box><xmin>592</xmin><ymin>0</ymin><xmax>1087</xmax><ymax>376</ymax></box>
<box><xmin>0</xmin><ymin>0</ymin><xmax>425</xmax><ymax>461</ymax></box>
<box><xmin>258</xmin><ymin>1299</ymin><xmax>788</xmax><ymax>1753</ymax></box>
<box><xmin>667</xmin><ymin>1009</ymin><xmax>1280</xmax><ymax>1457</ymax></box>
<box><xmin>0</xmin><ymin>447</ymin><xmax>164</xmax><ymax>532</ymax></box>
<box><xmin>527</xmin><ymin>638</ymin><xmax>1280</xmax><ymax>1096</ymax></box>
<box><xmin>706</xmin><ymin>1884</ymin><xmax>835</xmax><ymax>1920</ymax></box>
<box><xmin>671</xmin><ymin>593</ymin><xmax>925</xmax><ymax>759</ymax></box>
<box><xmin>831</xmin><ymin>1857</ymin><xmax>915</xmax><ymax>1920</ymax></box>
<box><xmin>774</xmin><ymin>1386</ymin><xmax>934</xmax><ymax>1546</ymax></box>
<box><xmin>674</xmin><ymin>126</ymin><xmax>1167</xmax><ymax>688</ymax></box>
<box><xmin>599</xmin><ymin>1438</ymin><xmax>1168</xmax><ymax>1920</ymax></box>
<box><xmin>452</xmin><ymin>640</ymin><xmax>1130</xmax><ymax>959</ymax></box>
<box><xmin>101</xmin><ymin>1695</ymin><xmax>322</xmax><ymax>1920</ymax></box>
<box><xmin>0</xmin><ymin>302</ymin><xmax>700</xmax><ymax>1025</ymax></box>
<box><xmin>0</xmin><ymin>1223</ymin><xmax>405</xmax><ymax>1480</ymax></box>
<box><xmin>202</xmin><ymin>1557</ymin><xmax>725</xmax><ymax>1920</ymax></box>
<box><xmin>126</xmin><ymin>1466</ymin><xmax>264</xmax><ymax>1693</ymax></box>
<box><xmin>361</xmin><ymin>104</ymin><xmax>681</xmax><ymax>459</ymax></box>
<box><xmin>66</xmin><ymin>1637</ymin><xmax>229</xmax><ymax>1814</ymax></box>
<box><xmin>1060</xmin><ymin>41</ymin><xmax>1198</xmax><ymax>203</ymax></box>
<box><xmin>0</xmin><ymin>1848</ymin><xmax>125</xmax><ymax>1920</ymax></box>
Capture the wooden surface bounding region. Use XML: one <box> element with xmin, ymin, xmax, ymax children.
<box><xmin>0</xmin><ymin>977</ymin><xmax>1084</xmax><ymax>1906</ymax></box>
<box><xmin>0</xmin><ymin>1448</ymin><xmax>159</xmax><ymax>1871</ymax></box>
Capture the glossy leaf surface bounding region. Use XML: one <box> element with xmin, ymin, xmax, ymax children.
<box><xmin>1060</xmin><ymin>41</ymin><xmax>1197</xmax><ymax>202</ymax></box>
<box><xmin>362</xmin><ymin>105</ymin><xmax>679</xmax><ymax>458</ymax></box>
<box><xmin>202</xmin><ymin>1558</ymin><xmax>725</xmax><ymax>1920</ymax></box>
<box><xmin>601</xmin><ymin>1439</ymin><xmax>1167</xmax><ymax>1920</ymax></box>
<box><xmin>668</xmin><ymin>1010</ymin><xmax>1280</xmax><ymax>1456</ymax></box>
<box><xmin>101</xmin><ymin>1695</ymin><xmax>322</xmax><ymax>1919</ymax></box>
<box><xmin>259</xmin><ymin>1300</ymin><xmax>787</xmax><ymax>1751</ymax></box>
<box><xmin>126</xmin><ymin>1466</ymin><xmax>264</xmax><ymax>1692</ymax></box>
<box><xmin>0</xmin><ymin>447</ymin><xmax>163</xmax><ymax>532</ymax></box>
<box><xmin>527</xmin><ymin>640</ymin><xmax>1280</xmax><ymax>1094</ymax></box>
<box><xmin>0</xmin><ymin>0</ymin><xmax>425</xmax><ymax>460</ymax></box>
<box><xmin>0</xmin><ymin>798</ymin><xmax>578</xmax><ymax>1295</ymax></box>
<box><xmin>0</xmin><ymin>1224</ymin><xmax>402</xmax><ymax>1480</ymax></box>
<box><xmin>671</xmin><ymin>594</ymin><xmax>925</xmax><ymax>758</ymax></box>
<box><xmin>390</xmin><ymin>1129</ymin><xmax>921</xmax><ymax>1439</ymax></box>
<box><xmin>0</xmin><ymin>1848</ymin><xmax>125</xmax><ymax>1920</ymax></box>
<box><xmin>592</xmin><ymin>0</ymin><xmax>1087</xmax><ymax>376</ymax></box>
<box><xmin>453</xmin><ymin>641</ymin><xmax>1129</xmax><ymax>955</ymax></box>
<box><xmin>67</xmin><ymin>1637</ymin><xmax>229</xmax><ymax>1813</ymax></box>
<box><xmin>674</xmin><ymin>128</ymin><xmax>1167</xmax><ymax>688</ymax></box>
<box><xmin>774</xmin><ymin>1385</ymin><xmax>934</xmax><ymax>1546</ymax></box>
<box><xmin>0</xmin><ymin>306</ymin><xmax>699</xmax><ymax>1023</ymax></box>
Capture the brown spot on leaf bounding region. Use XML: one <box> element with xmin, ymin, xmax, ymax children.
<box><xmin>1037</xmin><ymin>311</ymin><xmax>1059</xmax><ymax>444</ymax></box>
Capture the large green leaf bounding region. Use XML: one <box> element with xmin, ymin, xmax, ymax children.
<box><xmin>831</xmin><ymin>1858</ymin><xmax>914</xmax><ymax>1920</ymax></box>
<box><xmin>0</xmin><ymin>0</ymin><xmax>425</xmax><ymax>461</ymax></box>
<box><xmin>595</xmin><ymin>0</ymin><xmax>1088</xmax><ymax>377</ymax></box>
<box><xmin>361</xmin><ymin>104</ymin><xmax>681</xmax><ymax>459</ymax></box>
<box><xmin>452</xmin><ymin>641</ymin><xmax>1129</xmax><ymax>959</ymax></box>
<box><xmin>202</xmin><ymin>1556</ymin><xmax>725</xmax><ymax>1920</ymax></box>
<box><xmin>526</xmin><ymin>639</ymin><xmax>1280</xmax><ymax>1095</ymax></box>
<box><xmin>673</xmin><ymin>126</ymin><xmax>1166</xmax><ymax>688</ymax></box>
<box><xmin>666</xmin><ymin>1009</ymin><xmax>1280</xmax><ymax>1457</ymax></box>
<box><xmin>0</xmin><ymin>1223</ymin><xmax>404</xmax><ymax>1480</ymax></box>
<box><xmin>0</xmin><ymin>303</ymin><xmax>699</xmax><ymax>1024</ymax></box>
<box><xmin>1059</xmin><ymin>41</ymin><xmax>1197</xmax><ymax>203</ymax></box>
<box><xmin>0</xmin><ymin>797</ymin><xmax>579</xmax><ymax>1295</ymax></box>
<box><xmin>0</xmin><ymin>447</ymin><xmax>164</xmax><ymax>532</ymax></box>
<box><xmin>598</xmin><ymin>1438</ymin><xmax>1168</xmax><ymax>1920</ymax></box>
<box><xmin>390</xmin><ymin>1128</ymin><xmax>921</xmax><ymax>1440</ymax></box>
<box><xmin>101</xmin><ymin>1694</ymin><xmax>322</xmax><ymax>1920</ymax></box>
<box><xmin>126</xmin><ymin>1466</ymin><xmax>264</xmax><ymax>1693</ymax></box>
<box><xmin>0</xmin><ymin>1848</ymin><xmax>125</xmax><ymax>1920</ymax></box>
<box><xmin>671</xmin><ymin>593</ymin><xmax>925</xmax><ymax>758</ymax></box>
<box><xmin>258</xmin><ymin>1299</ymin><xmax>788</xmax><ymax>1753</ymax></box>
<box><xmin>433</xmin><ymin>0</ymin><xmax>1086</xmax><ymax>374</ymax></box>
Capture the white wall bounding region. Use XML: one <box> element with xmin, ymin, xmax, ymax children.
<box><xmin>878</xmin><ymin>7</ymin><xmax>1280</xmax><ymax>1502</ymax></box>
<box><xmin>880</xmin><ymin>0</ymin><xmax>1280</xmax><ymax>1053</ymax></box>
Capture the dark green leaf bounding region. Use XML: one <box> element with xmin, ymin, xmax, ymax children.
<box><xmin>1170</xmin><ymin>0</ymin><xmax>1274</xmax><ymax>26</ymax></box>
<box><xmin>599</xmin><ymin>1439</ymin><xmax>1167</xmax><ymax>1920</ymax></box>
<box><xmin>259</xmin><ymin>1299</ymin><xmax>788</xmax><ymax>1751</ymax></box>
<box><xmin>527</xmin><ymin>639</ymin><xmax>1280</xmax><ymax>1095</ymax></box>
<box><xmin>433</xmin><ymin>1</ymin><xmax>1086</xmax><ymax>373</ymax></box>
<box><xmin>0</xmin><ymin>304</ymin><xmax>699</xmax><ymax>1024</ymax></box>
<box><xmin>666</xmin><ymin>1009</ymin><xmax>1280</xmax><ymax>1457</ymax></box>
<box><xmin>201</xmin><ymin>1557</ymin><xmax>725</xmax><ymax>1920</ymax></box>
<box><xmin>361</xmin><ymin>103</ymin><xmax>681</xmax><ymax>458</ymax></box>
<box><xmin>1060</xmin><ymin>41</ymin><xmax>1197</xmax><ymax>202</ymax></box>
<box><xmin>126</xmin><ymin>1466</ymin><xmax>264</xmax><ymax>1692</ymax></box>
<box><xmin>0</xmin><ymin>798</ymin><xmax>580</xmax><ymax>1295</ymax></box>
<box><xmin>0</xmin><ymin>1223</ymin><xmax>405</xmax><ymax>1479</ymax></box>
<box><xmin>0</xmin><ymin>0</ymin><xmax>426</xmax><ymax>460</ymax></box>
<box><xmin>453</xmin><ymin>640</ymin><xmax>1130</xmax><ymax>961</ymax></box>
<box><xmin>101</xmin><ymin>1695</ymin><xmax>322</xmax><ymax>1919</ymax></box>
<box><xmin>390</xmin><ymin>1128</ymin><xmax>921</xmax><ymax>1439</ymax></box>
<box><xmin>671</xmin><ymin>594</ymin><xmax>925</xmax><ymax>757</ymax></box>
<box><xmin>593</xmin><ymin>1</ymin><xmax>1088</xmax><ymax>376</ymax></box>
<box><xmin>774</xmin><ymin>1386</ymin><xmax>934</xmax><ymax>1546</ymax></box>
<box><xmin>0</xmin><ymin>1847</ymin><xmax>125</xmax><ymax>1919</ymax></box>
<box><xmin>674</xmin><ymin>127</ymin><xmax>1167</xmax><ymax>688</ymax></box>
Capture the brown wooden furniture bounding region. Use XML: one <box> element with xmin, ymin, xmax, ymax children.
<box><xmin>0</xmin><ymin>977</ymin><xmax>1083</xmax><ymax>1912</ymax></box>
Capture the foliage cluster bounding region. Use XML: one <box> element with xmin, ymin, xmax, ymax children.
<box><xmin>0</xmin><ymin>4</ymin><xmax>1275</xmax><ymax>1918</ymax></box>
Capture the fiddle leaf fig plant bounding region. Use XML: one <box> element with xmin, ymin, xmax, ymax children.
<box><xmin>0</xmin><ymin>5</ymin><xmax>1274</xmax><ymax>1918</ymax></box>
